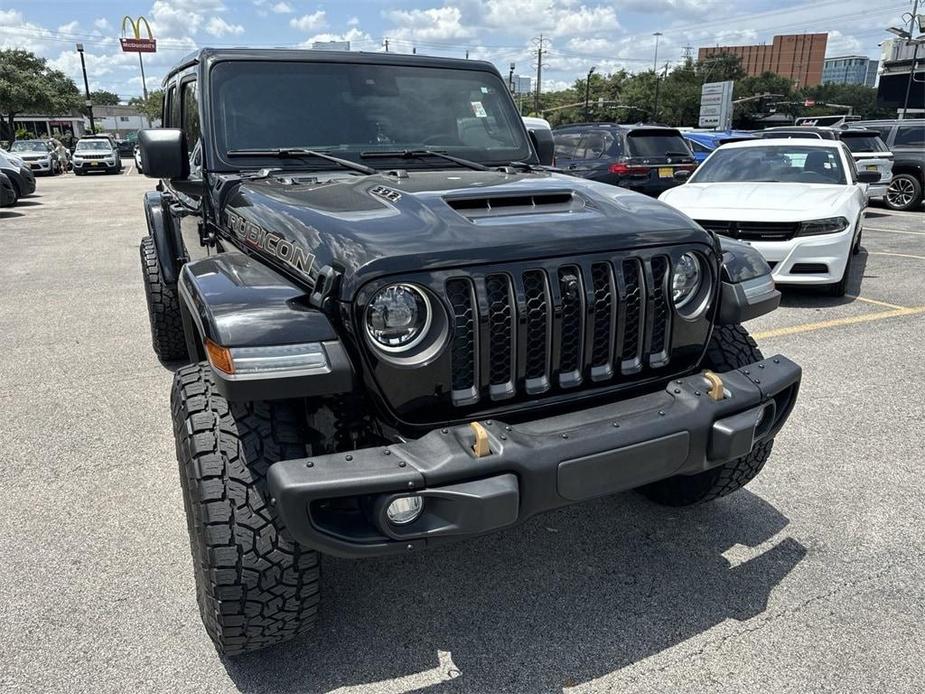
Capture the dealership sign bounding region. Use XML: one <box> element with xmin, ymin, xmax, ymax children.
<box><xmin>698</xmin><ymin>80</ymin><xmax>734</xmax><ymax>129</ymax></box>
<box><xmin>120</xmin><ymin>16</ymin><xmax>156</xmax><ymax>53</ymax></box>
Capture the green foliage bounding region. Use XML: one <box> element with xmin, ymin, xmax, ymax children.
<box><xmin>128</xmin><ymin>89</ymin><xmax>164</xmax><ymax>123</ymax></box>
<box><xmin>0</xmin><ymin>49</ymin><xmax>81</xmax><ymax>140</ymax></box>
<box><xmin>90</xmin><ymin>90</ymin><xmax>121</xmax><ymax>106</ymax></box>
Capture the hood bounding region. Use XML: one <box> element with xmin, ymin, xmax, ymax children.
<box><xmin>220</xmin><ymin>169</ymin><xmax>711</xmax><ymax>297</ymax></box>
<box><xmin>659</xmin><ymin>182</ymin><xmax>852</xmax><ymax>221</ymax></box>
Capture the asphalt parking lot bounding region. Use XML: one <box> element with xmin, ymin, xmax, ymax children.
<box><xmin>1</xmin><ymin>172</ymin><xmax>923</xmax><ymax>693</ymax></box>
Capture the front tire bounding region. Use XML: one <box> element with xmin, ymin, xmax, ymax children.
<box><xmin>172</xmin><ymin>364</ymin><xmax>321</xmax><ymax>655</ymax></box>
<box><xmin>640</xmin><ymin>324</ymin><xmax>775</xmax><ymax>506</ymax></box>
<box><xmin>139</xmin><ymin>236</ymin><xmax>188</xmax><ymax>361</ymax></box>
<box><xmin>885</xmin><ymin>173</ymin><xmax>923</xmax><ymax>211</ymax></box>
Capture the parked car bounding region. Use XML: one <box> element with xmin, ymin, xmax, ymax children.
<box><xmin>853</xmin><ymin>119</ymin><xmax>925</xmax><ymax>211</ymax></box>
<box><xmin>72</xmin><ymin>136</ymin><xmax>122</xmax><ymax>175</ymax></box>
<box><xmin>135</xmin><ymin>48</ymin><xmax>800</xmax><ymax>655</ymax></box>
<box><xmin>758</xmin><ymin>126</ymin><xmax>893</xmax><ymax>204</ymax></box>
<box><xmin>553</xmin><ymin>123</ymin><xmax>696</xmax><ymax>196</ymax></box>
<box><xmin>116</xmin><ymin>132</ymin><xmax>138</xmax><ymax>158</ymax></box>
<box><xmin>8</xmin><ymin>139</ymin><xmax>63</xmax><ymax>175</ymax></box>
<box><xmin>0</xmin><ymin>149</ymin><xmax>37</xmax><ymax>198</ymax></box>
<box><xmin>0</xmin><ymin>171</ymin><xmax>16</xmax><ymax>207</ymax></box>
<box><xmin>683</xmin><ymin>130</ymin><xmax>756</xmax><ymax>164</ymax></box>
<box><xmin>522</xmin><ymin>116</ymin><xmax>555</xmax><ymax>165</ymax></box>
<box><xmin>659</xmin><ymin>139</ymin><xmax>881</xmax><ymax>297</ymax></box>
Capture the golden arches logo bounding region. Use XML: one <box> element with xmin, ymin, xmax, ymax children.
<box><xmin>121</xmin><ymin>16</ymin><xmax>153</xmax><ymax>40</ymax></box>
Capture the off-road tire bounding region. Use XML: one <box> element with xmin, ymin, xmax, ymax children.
<box><xmin>172</xmin><ymin>363</ymin><xmax>321</xmax><ymax>655</ymax></box>
<box><xmin>640</xmin><ymin>324</ymin><xmax>774</xmax><ymax>506</ymax></box>
<box><xmin>140</xmin><ymin>236</ymin><xmax>187</xmax><ymax>361</ymax></box>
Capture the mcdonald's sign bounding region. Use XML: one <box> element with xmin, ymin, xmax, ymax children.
<box><xmin>120</xmin><ymin>16</ymin><xmax>156</xmax><ymax>53</ymax></box>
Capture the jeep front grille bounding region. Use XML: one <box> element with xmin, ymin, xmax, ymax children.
<box><xmin>444</xmin><ymin>255</ymin><xmax>675</xmax><ymax>407</ymax></box>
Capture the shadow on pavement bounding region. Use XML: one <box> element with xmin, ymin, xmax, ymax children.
<box><xmin>0</xmin><ymin>209</ymin><xmax>24</xmax><ymax>219</ymax></box>
<box><xmin>778</xmin><ymin>248</ymin><xmax>868</xmax><ymax>309</ymax></box>
<box><xmin>11</xmin><ymin>199</ymin><xmax>41</xmax><ymax>207</ymax></box>
<box><xmin>222</xmin><ymin>488</ymin><xmax>805</xmax><ymax>693</ymax></box>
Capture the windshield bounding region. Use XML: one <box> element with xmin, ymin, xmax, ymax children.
<box><xmin>211</xmin><ymin>61</ymin><xmax>531</xmax><ymax>168</ymax></box>
<box><xmin>11</xmin><ymin>141</ymin><xmax>49</xmax><ymax>152</ymax></box>
<box><xmin>841</xmin><ymin>133</ymin><xmax>888</xmax><ymax>153</ymax></box>
<box><xmin>76</xmin><ymin>140</ymin><xmax>112</xmax><ymax>151</ymax></box>
<box><xmin>692</xmin><ymin>145</ymin><xmax>847</xmax><ymax>185</ymax></box>
<box><xmin>626</xmin><ymin>131</ymin><xmax>691</xmax><ymax>158</ymax></box>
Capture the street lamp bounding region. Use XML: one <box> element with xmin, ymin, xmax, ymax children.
<box><xmin>75</xmin><ymin>43</ymin><xmax>95</xmax><ymax>135</ymax></box>
<box><xmin>652</xmin><ymin>32</ymin><xmax>663</xmax><ymax>72</ymax></box>
<box><xmin>585</xmin><ymin>66</ymin><xmax>596</xmax><ymax>120</ymax></box>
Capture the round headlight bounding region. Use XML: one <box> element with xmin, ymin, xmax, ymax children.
<box><xmin>672</xmin><ymin>253</ymin><xmax>703</xmax><ymax>309</ymax></box>
<box><xmin>365</xmin><ymin>284</ymin><xmax>431</xmax><ymax>352</ymax></box>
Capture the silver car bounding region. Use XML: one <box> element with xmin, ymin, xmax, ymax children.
<box><xmin>8</xmin><ymin>139</ymin><xmax>64</xmax><ymax>175</ymax></box>
<box><xmin>72</xmin><ymin>137</ymin><xmax>122</xmax><ymax>175</ymax></box>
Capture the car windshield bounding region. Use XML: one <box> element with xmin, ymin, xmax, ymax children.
<box><xmin>625</xmin><ymin>131</ymin><xmax>691</xmax><ymax>157</ymax></box>
<box><xmin>76</xmin><ymin>140</ymin><xmax>112</xmax><ymax>151</ymax></box>
<box><xmin>11</xmin><ymin>141</ymin><xmax>49</xmax><ymax>152</ymax></box>
<box><xmin>692</xmin><ymin>145</ymin><xmax>847</xmax><ymax>185</ymax></box>
<box><xmin>840</xmin><ymin>133</ymin><xmax>888</xmax><ymax>153</ymax></box>
<box><xmin>211</xmin><ymin>61</ymin><xmax>531</xmax><ymax>168</ymax></box>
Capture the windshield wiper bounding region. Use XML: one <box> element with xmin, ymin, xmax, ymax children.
<box><xmin>227</xmin><ymin>148</ymin><xmax>376</xmax><ymax>175</ymax></box>
<box><xmin>360</xmin><ymin>149</ymin><xmax>489</xmax><ymax>171</ymax></box>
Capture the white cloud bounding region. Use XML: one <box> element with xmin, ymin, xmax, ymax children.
<box><xmin>347</xmin><ymin>16</ymin><xmax>360</xmax><ymax>27</ymax></box>
<box><xmin>825</xmin><ymin>30</ymin><xmax>862</xmax><ymax>56</ymax></box>
<box><xmin>94</xmin><ymin>18</ymin><xmax>111</xmax><ymax>31</ymax></box>
<box><xmin>206</xmin><ymin>17</ymin><xmax>244</xmax><ymax>37</ymax></box>
<box><xmin>271</xmin><ymin>2</ymin><xmax>294</xmax><ymax>13</ymax></box>
<box><xmin>149</xmin><ymin>0</ymin><xmax>204</xmax><ymax>38</ymax></box>
<box><xmin>57</xmin><ymin>21</ymin><xmax>80</xmax><ymax>34</ymax></box>
<box><xmin>290</xmin><ymin>11</ymin><xmax>327</xmax><ymax>32</ymax></box>
<box><xmin>386</xmin><ymin>7</ymin><xmax>474</xmax><ymax>41</ymax></box>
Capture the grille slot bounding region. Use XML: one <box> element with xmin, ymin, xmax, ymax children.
<box><xmin>429</xmin><ymin>251</ymin><xmax>699</xmax><ymax>408</ymax></box>
<box><xmin>696</xmin><ymin>219</ymin><xmax>799</xmax><ymax>241</ymax></box>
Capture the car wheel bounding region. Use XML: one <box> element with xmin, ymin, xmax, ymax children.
<box><xmin>825</xmin><ymin>249</ymin><xmax>853</xmax><ymax>297</ymax></box>
<box><xmin>885</xmin><ymin>174</ymin><xmax>923</xmax><ymax>211</ymax></box>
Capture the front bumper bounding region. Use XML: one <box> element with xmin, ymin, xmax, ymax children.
<box><xmin>25</xmin><ymin>160</ymin><xmax>52</xmax><ymax>173</ymax></box>
<box><xmin>753</xmin><ymin>226</ymin><xmax>855</xmax><ymax>285</ymax></box>
<box><xmin>268</xmin><ymin>355</ymin><xmax>801</xmax><ymax>558</ymax></box>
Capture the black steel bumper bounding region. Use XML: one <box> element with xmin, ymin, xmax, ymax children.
<box><xmin>268</xmin><ymin>355</ymin><xmax>800</xmax><ymax>558</ymax></box>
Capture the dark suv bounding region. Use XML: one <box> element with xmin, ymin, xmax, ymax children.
<box><xmin>553</xmin><ymin>123</ymin><xmax>696</xmax><ymax>196</ymax></box>
<box><xmin>854</xmin><ymin>119</ymin><xmax>925</xmax><ymax>211</ymax></box>
<box><xmin>137</xmin><ymin>48</ymin><xmax>800</xmax><ymax>655</ymax></box>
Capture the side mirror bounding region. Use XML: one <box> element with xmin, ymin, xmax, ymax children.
<box><xmin>857</xmin><ymin>170</ymin><xmax>880</xmax><ymax>184</ymax></box>
<box><xmin>528</xmin><ymin>128</ymin><xmax>556</xmax><ymax>166</ymax></box>
<box><xmin>138</xmin><ymin>128</ymin><xmax>189</xmax><ymax>180</ymax></box>
<box><xmin>674</xmin><ymin>169</ymin><xmax>692</xmax><ymax>182</ymax></box>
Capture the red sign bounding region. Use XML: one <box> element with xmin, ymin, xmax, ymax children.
<box><xmin>803</xmin><ymin>99</ymin><xmax>816</xmax><ymax>107</ymax></box>
<box><xmin>120</xmin><ymin>38</ymin><xmax>156</xmax><ymax>53</ymax></box>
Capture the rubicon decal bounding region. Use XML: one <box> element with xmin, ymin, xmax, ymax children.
<box><xmin>226</xmin><ymin>209</ymin><xmax>315</xmax><ymax>274</ymax></box>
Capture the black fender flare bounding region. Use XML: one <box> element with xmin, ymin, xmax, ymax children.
<box><xmin>177</xmin><ymin>252</ymin><xmax>354</xmax><ymax>401</ymax></box>
<box><xmin>143</xmin><ymin>191</ymin><xmax>182</xmax><ymax>285</ymax></box>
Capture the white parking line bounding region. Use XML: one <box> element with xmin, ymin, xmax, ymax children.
<box><xmin>864</xmin><ymin>226</ymin><xmax>925</xmax><ymax>236</ymax></box>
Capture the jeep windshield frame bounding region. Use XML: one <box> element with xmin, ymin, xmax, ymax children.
<box><xmin>208</xmin><ymin>58</ymin><xmax>533</xmax><ymax>171</ymax></box>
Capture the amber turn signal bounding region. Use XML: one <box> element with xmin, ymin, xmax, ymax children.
<box><xmin>205</xmin><ymin>339</ymin><xmax>235</xmax><ymax>375</ymax></box>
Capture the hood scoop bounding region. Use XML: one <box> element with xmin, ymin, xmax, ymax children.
<box><xmin>445</xmin><ymin>191</ymin><xmax>583</xmax><ymax>219</ymax></box>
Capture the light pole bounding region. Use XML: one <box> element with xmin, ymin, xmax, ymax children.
<box><xmin>75</xmin><ymin>43</ymin><xmax>95</xmax><ymax>135</ymax></box>
<box><xmin>585</xmin><ymin>66</ymin><xmax>596</xmax><ymax>120</ymax></box>
<box><xmin>652</xmin><ymin>32</ymin><xmax>662</xmax><ymax>72</ymax></box>
<box><xmin>509</xmin><ymin>62</ymin><xmax>515</xmax><ymax>92</ymax></box>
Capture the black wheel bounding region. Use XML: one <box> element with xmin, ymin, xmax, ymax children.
<box><xmin>640</xmin><ymin>324</ymin><xmax>774</xmax><ymax>506</ymax></box>
<box><xmin>824</xmin><ymin>247</ymin><xmax>853</xmax><ymax>297</ymax></box>
<box><xmin>139</xmin><ymin>236</ymin><xmax>188</xmax><ymax>361</ymax></box>
<box><xmin>172</xmin><ymin>363</ymin><xmax>321</xmax><ymax>655</ymax></box>
<box><xmin>885</xmin><ymin>173</ymin><xmax>923</xmax><ymax>211</ymax></box>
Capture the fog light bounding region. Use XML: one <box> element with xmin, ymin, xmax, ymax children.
<box><xmin>386</xmin><ymin>496</ymin><xmax>423</xmax><ymax>525</ymax></box>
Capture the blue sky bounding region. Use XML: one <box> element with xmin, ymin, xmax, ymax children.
<box><xmin>0</xmin><ymin>0</ymin><xmax>913</xmax><ymax>100</ymax></box>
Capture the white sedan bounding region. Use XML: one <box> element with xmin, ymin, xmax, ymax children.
<box><xmin>659</xmin><ymin>139</ymin><xmax>880</xmax><ymax>297</ymax></box>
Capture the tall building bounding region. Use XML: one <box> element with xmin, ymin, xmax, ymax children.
<box><xmin>698</xmin><ymin>33</ymin><xmax>828</xmax><ymax>87</ymax></box>
<box><xmin>512</xmin><ymin>75</ymin><xmax>532</xmax><ymax>95</ymax></box>
<box><xmin>822</xmin><ymin>56</ymin><xmax>879</xmax><ymax>87</ymax></box>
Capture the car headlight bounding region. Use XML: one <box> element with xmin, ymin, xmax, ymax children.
<box><xmin>365</xmin><ymin>284</ymin><xmax>431</xmax><ymax>352</ymax></box>
<box><xmin>671</xmin><ymin>252</ymin><xmax>703</xmax><ymax>309</ymax></box>
<box><xmin>797</xmin><ymin>217</ymin><xmax>849</xmax><ymax>236</ymax></box>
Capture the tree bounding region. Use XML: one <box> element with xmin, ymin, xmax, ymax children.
<box><xmin>90</xmin><ymin>90</ymin><xmax>121</xmax><ymax>105</ymax></box>
<box><xmin>129</xmin><ymin>89</ymin><xmax>164</xmax><ymax>124</ymax></box>
<box><xmin>0</xmin><ymin>49</ymin><xmax>81</xmax><ymax>141</ymax></box>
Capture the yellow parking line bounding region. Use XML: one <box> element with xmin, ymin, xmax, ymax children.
<box><xmin>849</xmin><ymin>295</ymin><xmax>908</xmax><ymax>310</ymax></box>
<box><xmin>869</xmin><ymin>251</ymin><xmax>925</xmax><ymax>262</ymax></box>
<box><xmin>753</xmin><ymin>305</ymin><xmax>925</xmax><ymax>340</ymax></box>
<box><xmin>864</xmin><ymin>226</ymin><xmax>925</xmax><ymax>236</ymax></box>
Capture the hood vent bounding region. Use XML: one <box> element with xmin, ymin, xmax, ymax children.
<box><xmin>446</xmin><ymin>192</ymin><xmax>582</xmax><ymax>219</ymax></box>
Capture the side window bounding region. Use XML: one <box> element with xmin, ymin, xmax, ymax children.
<box><xmin>576</xmin><ymin>131</ymin><xmax>613</xmax><ymax>159</ymax></box>
<box><xmin>688</xmin><ymin>140</ymin><xmax>711</xmax><ymax>154</ymax></box>
<box><xmin>554</xmin><ymin>132</ymin><xmax>581</xmax><ymax>159</ymax></box>
<box><xmin>181</xmin><ymin>80</ymin><xmax>201</xmax><ymax>146</ymax></box>
<box><xmin>167</xmin><ymin>84</ymin><xmax>180</xmax><ymax>128</ymax></box>
<box><xmin>841</xmin><ymin>144</ymin><xmax>858</xmax><ymax>183</ymax></box>
<box><xmin>894</xmin><ymin>125</ymin><xmax>925</xmax><ymax>147</ymax></box>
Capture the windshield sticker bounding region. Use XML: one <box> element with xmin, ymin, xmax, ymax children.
<box><xmin>470</xmin><ymin>101</ymin><xmax>488</xmax><ymax>118</ymax></box>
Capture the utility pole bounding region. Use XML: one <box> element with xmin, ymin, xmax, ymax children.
<box><xmin>901</xmin><ymin>0</ymin><xmax>921</xmax><ymax>119</ymax></box>
<box><xmin>465</xmin><ymin>49</ymin><xmax>469</xmax><ymax>59</ymax></box>
<box><xmin>509</xmin><ymin>62</ymin><xmax>515</xmax><ymax>92</ymax></box>
<box><xmin>532</xmin><ymin>34</ymin><xmax>548</xmax><ymax>114</ymax></box>
<box><xmin>76</xmin><ymin>43</ymin><xmax>95</xmax><ymax>135</ymax></box>
<box><xmin>653</xmin><ymin>61</ymin><xmax>669</xmax><ymax>123</ymax></box>
<box><xmin>384</xmin><ymin>38</ymin><xmax>389</xmax><ymax>52</ymax></box>
<box><xmin>584</xmin><ymin>66</ymin><xmax>596</xmax><ymax>120</ymax></box>
<box><xmin>682</xmin><ymin>45</ymin><xmax>693</xmax><ymax>63</ymax></box>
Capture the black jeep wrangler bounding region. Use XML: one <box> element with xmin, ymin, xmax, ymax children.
<box><xmin>137</xmin><ymin>49</ymin><xmax>801</xmax><ymax>655</ymax></box>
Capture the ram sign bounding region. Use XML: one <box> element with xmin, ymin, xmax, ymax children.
<box><xmin>698</xmin><ymin>80</ymin><xmax>734</xmax><ymax>129</ymax></box>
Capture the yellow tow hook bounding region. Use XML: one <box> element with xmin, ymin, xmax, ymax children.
<box><xmin>470</xmin><ymin>421</ymin><xmax>491</xmax><ymax>457</ymax></box>
<box><xmin>702</xmin><ymin>370</ymin><xmax>725</xmax><ymax>401</ymax></box>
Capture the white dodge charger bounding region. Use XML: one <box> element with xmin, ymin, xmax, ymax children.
<box><xmin>659</xmin><ymin>139</ymin><xmax>881</xmax><ymax>297</ymax></box>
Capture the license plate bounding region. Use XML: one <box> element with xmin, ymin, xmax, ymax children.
<box><xmin>658</xmin><ymin>167</ymin><xmax>673</xmax><ymax>178</ymax></box>
<box><xmin>91</xmin><ymin>162</ymin><xmax>100</xmax><ymax>166</ymax></box>
<box><xmin>865</xmin><ymin>164</ymin><xmax>878</xmax><ymax>171</ymax></box>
